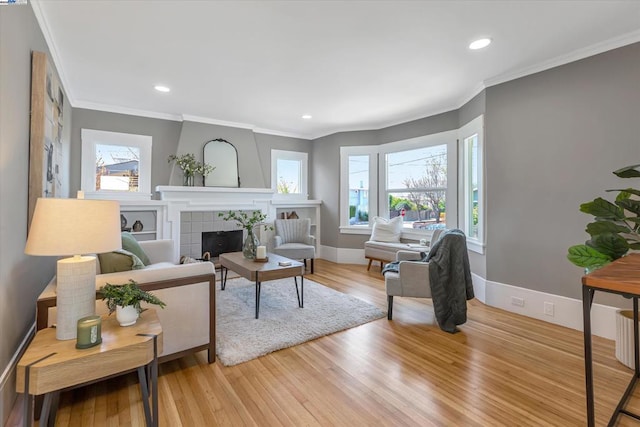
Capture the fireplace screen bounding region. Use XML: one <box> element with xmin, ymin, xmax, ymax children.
<box><xmin>202</xmin><ymin>230</ymin><xmax>243</xmax><ymax>259</ymax></box>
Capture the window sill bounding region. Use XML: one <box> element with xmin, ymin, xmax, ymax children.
<box><xmin>82</xmin><ymin>191</ymin><xmax>153</xmax><ymax>201</ymax></box>
<box><xmin>467</xmin><ymin>239</ymin><xmax>485</xmax><ymax>254</ymax></box>
<box><xmin>339</xmin><ymin>226</ymin><xmax>372</xmax><ymax>235</ymax></box>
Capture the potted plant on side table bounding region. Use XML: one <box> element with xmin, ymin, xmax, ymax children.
<box><xmin>99</xmin><ymin>280</ymin><xmax>166</xmax><ymax>326</ymax></box>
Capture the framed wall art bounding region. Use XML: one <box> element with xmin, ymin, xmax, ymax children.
<box><xmin>28</xmin><ymin>51</ymin><xmax>67</xmax><ymax>229</ymax></box>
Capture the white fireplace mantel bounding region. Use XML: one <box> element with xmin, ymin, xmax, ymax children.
<box><xmin>155</xmin><ymin>186</ymin><xmax>321</xmax><ymax>261</ymax></box>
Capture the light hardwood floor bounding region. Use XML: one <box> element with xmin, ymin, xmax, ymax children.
<box><xmin>7</xmin><ymin>259</ymin><xmax>637</xmax><ymax>426</ymax></box>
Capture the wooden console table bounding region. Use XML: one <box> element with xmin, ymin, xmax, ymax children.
<box><xmin>16</xmin><ymin>310</ymin><xmax>162</xmax><ymax>427</ymax></box>
<box><xmin>583</xmin><ymin>253</ymin><xmax>640</xmax><ymax>426</ymax></box>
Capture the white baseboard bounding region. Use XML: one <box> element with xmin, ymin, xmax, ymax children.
<box><xmin>1</xmin><ymin>323</ymin><xmax>34</xmax><ymax>425</ymax></box>
<box><xmin>484</xmin><ymin>279</ymin><xmax>618</xmax><ymax>340</ymax></box>
<box><xmin>319</xmin><ymin>245</ymin><xmax>619</xmax><ymax>340</ymax></box>
<box><xmin>319</xmin><ymin>245</ymin><xmax>367</xmax><ymax>265</ymax></box>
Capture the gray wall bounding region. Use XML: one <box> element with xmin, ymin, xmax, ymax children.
<box><xmin>70</xmin><ymin>109</ymin><xmax>183</xmax><ymax>194</ymax></box>
<box><xmin>0</xmin><ymin>4</ymin><xmax>66</xmax><ymax>422</ymax></box>
<box><xmin>485</xmin><ymin>42</ymin><xmax>640</xmax><ymax>301</ymax></box>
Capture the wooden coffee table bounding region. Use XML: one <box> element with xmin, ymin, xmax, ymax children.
<box><xmin>219</xmin><ymin>252</ymin><xmax>305</xmax><ymax>319</ymax></box>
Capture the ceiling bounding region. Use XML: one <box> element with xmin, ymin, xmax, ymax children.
<box><xmin>32</xmin><ymin>1</ymin><xmax>640</xmax><ymax>139</ymax></box>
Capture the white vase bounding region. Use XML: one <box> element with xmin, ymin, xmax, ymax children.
<box><xmin>116</xmin><ymin>305</ymin><xmax>139</xmax><ymax>326</ymax></box>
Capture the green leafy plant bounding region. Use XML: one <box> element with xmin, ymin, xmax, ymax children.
<box><xmin>218</xmin><ymin>210</ymin><xmax>274</xmax><ymax>232</ymax></box>
<box><xmin>168</xmin><ymin>153</ymin><xmax>215</xmax><ymax>177</ymax></box>
<box><xmin>99</xmin><ymin>280</ymin><xmax>166</xmax><ymax>314</ymax></box>
<box><xmin>567</xmin><ymin>164</ymin><xmax>640</xmax><ymax>270</ymax></box>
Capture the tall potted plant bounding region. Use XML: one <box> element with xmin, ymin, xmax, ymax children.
<box><xmin>567</xmin><ymin>164</ymin><xmax>640</xmax><ymax>271</ymax></box>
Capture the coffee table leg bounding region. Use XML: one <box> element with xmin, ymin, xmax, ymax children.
<box><xmin>255</xmin><ymin>280</ymin><xmax>261</xmax><ymax>319</ymax></box>
<box><xmin>294</xmin><ymin>277</ymin><xmax>304</xmax><ymax>308</ymax></box>
<box><xmin>221</xmin><ymin>266</ymin><xmax>227</xmax><ymax>290</ymax></box>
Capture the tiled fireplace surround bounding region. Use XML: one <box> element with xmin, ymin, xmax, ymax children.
<box><xmin>156</xmin><ymin>186</ymin><xmax>320</xmax><ymax>262</ymax></box>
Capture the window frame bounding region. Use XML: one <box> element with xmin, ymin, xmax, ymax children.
<box><xmin>339</xmin><ymin>146</ymin><xmax>378</xmax><ymax>234</ymax></box>
<box><xmin>339</xmin><ymin>130</ymin><xmax>457</xmax><ymax>239</ymax></box>
<box><xmin>271</xmin><ymin>149</ymin><xmax>309</xmax><ymax>200</ymax></box>
<box><xmin>81</xmin><ymin>129</ymin><xmax>152</xmax><ymax>200</ymax></box>
<box><xmin>458</xmin><ymin>115</ymin><xmax>485</xmax><ymax>254</ymax></box>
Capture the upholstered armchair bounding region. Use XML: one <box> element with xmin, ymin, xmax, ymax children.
<box><xmin>384</xmin><ymin>250</ymin><xmax>431</xmax><ymax>320</ymax></box>
<box><xmin>270</xmin><ymin>218</ymin><xmax>316</xmax><ymax>273</ymax></box>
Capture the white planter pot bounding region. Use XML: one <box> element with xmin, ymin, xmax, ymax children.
<box><xmin>116</xmin><ymin>305</ymin><xmax>139</xmax><ymax>327</ymax></box>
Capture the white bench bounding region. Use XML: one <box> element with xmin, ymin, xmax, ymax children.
<box><xmin>364</xmin><ymin>229</ymin><xmax>443</xmax><ymax>271</ymax></box>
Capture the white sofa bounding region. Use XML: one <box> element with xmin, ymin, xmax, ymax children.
<box><xmin>36</xmin><ymin>240</ymin><xmax>217</xmax><ymax>363</ymax></box>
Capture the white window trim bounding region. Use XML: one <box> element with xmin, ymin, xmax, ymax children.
<box><xmin>459</xmin><ymin>115</ymin><xmax>485</xmax><ymax>254</ymax></box>
<box><xmin>378</xmin><ymin>131</ymin><xmax>458</xmax><ymax>237</ymax></box>
<box><xmin>271</xmin><ymin>149</ymin><xmax>308</xmax><ymax>200</ymax></box>
<box><xmin>81</xmin><ymin>129</ymin><xmax>152</xmax><ymax>200</ymax></box>
<box><xmin>339</xmin><ymin>145</ymin><xmax>378</xmax><ymax>233</ymax></box>
<box><xmin>339</xmin><ymin>131</ymin><xmax>457</xmax><ymax>238</ymax></box>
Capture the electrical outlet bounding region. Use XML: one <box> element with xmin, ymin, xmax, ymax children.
<box><xmin>511</xmin><ymin>296</ymin><xmax>525</xmax><ymax>307</ymax></box>
<box><xmin>544</xmin><ymin>302</ymin><xmax>555</xmax><ymax>317</ymax></box>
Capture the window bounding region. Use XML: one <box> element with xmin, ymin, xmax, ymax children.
<box><xmin>340</xmin><ymin>131</ymin><xmax>457</xmax><ymax>237</ymax></box>
<box><xmin>384</xmin><ymin>144</ymin><xmax>448</xmax><ymax>231</ymax></box>
<box><xmin>459</xmin><ymin>115</ymin><xmax>484</xmax><ymax>253</ymax></box>
<box><xmin>340</xmin><ymin>148</ymin><xmax>378</xmax><ymax>229</ymax></box>
<box><xmin>271</xmin><ymin>150</ymin><xmax>308</xmax><ymax>199</ymax></box>
<box><xmin>81</xmin><ymin>129</ymin><xmax>152</xmax><ymax>200</ymax></box>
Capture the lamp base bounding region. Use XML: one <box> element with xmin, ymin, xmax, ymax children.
<box><xmin>55</xmin><ymin>255</ymin><xmax>97</xmax><ymax>340</ymax></box>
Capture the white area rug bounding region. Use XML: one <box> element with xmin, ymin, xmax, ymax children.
<box><xmin>216</xmin><ymin>277</ymin><xmax>385</xmax><ymax>366</ymax></box>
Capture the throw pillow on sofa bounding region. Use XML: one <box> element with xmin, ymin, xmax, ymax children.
<box><xmin>370</xmin><ymin>216</ymin><xmax>403</xmax><ymax>242</ymax></box>
<box><xmin>121</xmin><ymin>232</ymin><xmax>151</xmax><ymax>265</ymax></box>
<box><xmin>98</xmin><ymin>249</ymin><xmax>145</xmax><ymax>273</ymax></box>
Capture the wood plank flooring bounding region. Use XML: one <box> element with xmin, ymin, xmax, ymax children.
<box><xmin>6</xmin><ymin>259</ymin><xmax>636</xmax><ymax>426</ymax></box>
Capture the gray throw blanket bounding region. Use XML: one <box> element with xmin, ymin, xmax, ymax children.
<box><xmin>382</xmin><ymin>229</ymin><xmax>474</xmax><ymax>333</ymax></box>
<box><xmin>426</xmin><ymin>229</ymin><xmax>474</xmax><ymax>333</ymax></box>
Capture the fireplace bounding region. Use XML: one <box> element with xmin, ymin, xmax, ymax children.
<box><xmin>202</xmin><ymin>230</ymin><xmax>243</xmax><ymax>261</ymax></box>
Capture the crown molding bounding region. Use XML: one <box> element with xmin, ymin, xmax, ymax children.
<box><xmin>180</xmin><ymin>114</ymin><xmax>255</xmax><ymax>130</ymax></box>
<box><xmin>30</xmin><ymin>0</ymin><xmax>76</xmax><ymax>106</ymax></box>
<box><xmin>74</xmin><ymin>101</ymin><xmax>183</xmax><ymax>121</ymax></box>
<box><xmin>485</xmin><ymin>29</ymin><xmax>640</xmax><ymax>88</ymax></box>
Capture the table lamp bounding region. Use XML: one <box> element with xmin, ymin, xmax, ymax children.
<box><xmin>25</xmin><ymin>198</ymin><xmax>121</xmax><ymax>340</ymax></box>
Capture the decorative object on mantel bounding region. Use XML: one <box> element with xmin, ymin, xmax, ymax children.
<box><xmin>168</xmin><ymin>153</ymin><xmax>215</xmax><ymax>186</ymax></box>
<box><xmin>132</xmin><ymin>220</ymin><xmax>143</xmax><ymax>232</ymax></box>
<box><xmin>203</xmin><ymin>138</ymin><xmax>240</xmax><ymax>188</ymax></box>
<box><xmin>567</xmin><ymin>164</ymin><xmax>640</xmax><ymax>271</ymax></box>
<box><xmin>99</xmin><ymin>280</ymin><xmax>166</xmax><ymax>327</ymax></box>
<box><xmin>218</xmin><ymin>210</ymin><xmax>273</xmax><ymax>259</ymax></box>
<box><xmin>287</xmin><ymin>211</ymin><xmax>299</xmax><ymax>219</ymax></box>
<box><xmin>120</xmin><ymin>214</ymin><xmax>127</xmax><ymax>230</ymax></box>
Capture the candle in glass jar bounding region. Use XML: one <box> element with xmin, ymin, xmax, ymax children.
<box><xmin>256</xmin><ymin>245</ymin><xmax>267</xmax><ymax>259</ymax></box>
<box><xmin>76</xmin><ymin>315</ymin><xmax>102</xmax><ymax>349</ymax></box>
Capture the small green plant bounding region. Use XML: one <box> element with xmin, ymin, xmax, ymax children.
<box><xmin>99</xmin><ymin>280</ymin><xmax>166</xmax><ymax>314</ymax></box>
<box><xmin>567</xmin><ymin>164</ymin><xmax>640</xmax><ymax>270</ymax></box>
<box><xmin>218</xmin><ymin>210</ymin><xmax>273</xmax><ymax>232</ymax></box>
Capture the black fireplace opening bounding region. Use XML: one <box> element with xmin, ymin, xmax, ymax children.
<box><xmin>202</xmin><ymin>230</ymin><xmax>243</xmax><ymax>260</ymax></box>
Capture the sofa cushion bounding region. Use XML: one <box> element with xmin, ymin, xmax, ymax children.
<box><xmin>97</xmin><ymin>249</ymin><xmax>145</xmax><ymax>273</ymax></box>
<box><xmin>121</xmin><ymin>232</ymin><xmax>151</xmax><ymax>265</ymax></box>
<box><xmin>370</xmin><ymin>216</ymin><xmax>403</xmax><ymax>243</ymax></box>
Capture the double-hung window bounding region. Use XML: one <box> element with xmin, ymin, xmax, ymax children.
<box><xmin>340</xmin><ymin>146</ymin><xmax>378</xmax><ymax>230</ymax></box>
<box><xmin>340</xmin><ymin>131</ymin><xmax>457</xmax><ymax>238</ymax></box>
<box><xmin>271</xmin><ymin>149</ymin><xmax>308</xmax><ymax>200</ymax></box>
<box><xmin>81</xmin><ymin>129</ymin><xmax>152</xmax><ymax>200</ymax></box>
<box><xmin>459</xmin><ymin>115</ymin><xmax>485</xmax><ymax>253</ymax></box>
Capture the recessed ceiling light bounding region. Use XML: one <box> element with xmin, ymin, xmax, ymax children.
<box><xmin>469</xmin><ymin>38</ymin><xmax>492</xmax><ymax>50</ymax></box>
<box><xmin>302</xmin><ymin>114</ymin><xmax>312</xmax><ymax>120</ymax></box>
<box><xmin>154</xmin><ymin>85</ymin><xmax>171</xmax><ymax>93</ymax></box>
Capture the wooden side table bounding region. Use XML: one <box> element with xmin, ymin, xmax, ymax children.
<box><xmin>16</xmin><ymin>310</ymin><xmax>163</xmax><ymax>427</ymax></box>
<box><xmin>583</xmin><ymin>253</ymin><xmax>640</xmax><ymax>426</ymax></box>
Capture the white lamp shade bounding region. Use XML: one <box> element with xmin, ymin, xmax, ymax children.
<box><xmin>25</xmin><ymin>198</ymin><xmax>122</xmax><ymax>256</ymax></box>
